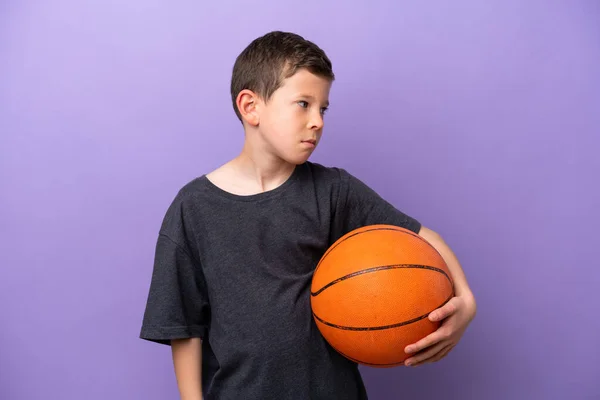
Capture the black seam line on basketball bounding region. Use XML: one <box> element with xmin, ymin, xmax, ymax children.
<box><xmin>314</xmin><ymin>226</ymin><xmax>434</xmax><ymax>276</ymax></box>
<box><xmin>312</xmin><ymin>295</ymin><xmax>452</xmax><ymax>331</ymax></box>
<box><xmin>330</xmin><ymin>342</ymin><xmax>405</xmax><ymax>367</ymax></box>
<box><xmin>314</xmin><ymin>227</ymin><xmax>413</xmax><ymax>274</ymax></box>
<box><xmin>328</xmin><ymin>342</ymin><xmax>405</xmax><ymax>367</ymax></box>
<box><xmin>311</xmin><ymin>264</ymin><xmax>452</xmax><ymax>297</ymax></box>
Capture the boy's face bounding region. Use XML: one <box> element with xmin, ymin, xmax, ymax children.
<box><xmin>257</xmin><ymin>68</ymin><xmax>332</xmax><ymax>165</ymax></box>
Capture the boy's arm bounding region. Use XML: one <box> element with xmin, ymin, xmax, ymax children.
<box><xmin>418</xmin><ymin>226</ymin><xmax>475</xmax><ymax>301</ymax></box>
<box><xmin>172</xmin><ymin>338</ymin><xmax>203</xmax><ymax>400</ymax></box>
<box><xmin>402</xmin><ymin>226</ymin><xmax>477</xmax><ymax>367</ymax></box>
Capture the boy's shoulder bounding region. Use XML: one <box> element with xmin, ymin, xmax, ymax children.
<box><xmin>305</xmin><ymin>160</ymin><xmax>346</xmax><ymax>179</ymax></box>
<box><xmin>305</xmin><ymin>161</ymin><xmax>360</xmax><ymax>187</ymax></box>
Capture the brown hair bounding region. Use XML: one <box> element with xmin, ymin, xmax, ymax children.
<box><xmin>230</xmin><ymin>31</ymin><xmax>335</xmax><ymax>122</ymax></box>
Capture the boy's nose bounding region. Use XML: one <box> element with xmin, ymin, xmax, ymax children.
<box><xmin>309</xmin><ymin>114</ymin><xmax>324</xmax><ymax>130</ymax></box>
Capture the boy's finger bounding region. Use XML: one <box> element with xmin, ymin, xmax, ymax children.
<box><xmin>428</xmin><ymin>297</ymin><xmax>458</xmax><ymax>321</ymax></box>
<box><xmin>431</xmin><ymin>344</ymin><xmax>454</xmax><ymax>362</ymax></box>
<box><xmin>404</xmin><ymin>330</ymin><xmax>445</xmax><ymax>354</ymax></box>
<box><xmin>405</xmin><ymin>342</ymin><xmax>448</xmax><ymax>366</ymax></box>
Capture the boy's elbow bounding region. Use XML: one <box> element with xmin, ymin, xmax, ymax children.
<box><xmin>418</xmin><ymin>225</ymin><xmax>443</xmax><ymax>244</ymax></box>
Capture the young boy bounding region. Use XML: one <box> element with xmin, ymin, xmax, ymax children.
<box><xmin>140</xmin><ymin>31</ymin><xmax>476</xmax><ymax>400</ymax></box>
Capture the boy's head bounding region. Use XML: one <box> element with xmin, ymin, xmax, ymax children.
<box><xmin>230</xmin><ymin>31</ymin><xmax>335</xmax><ymax>164</ymax></box>
<box><xmin>231</xmin><ymin>31</ymin><xmax>335</xmax><ymax>122</ymax></box>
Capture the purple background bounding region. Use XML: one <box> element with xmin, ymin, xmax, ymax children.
<box><xmin>1</xmin><ymin>1</ymin><xmax>599</xmax><ymax>399</ymax></box>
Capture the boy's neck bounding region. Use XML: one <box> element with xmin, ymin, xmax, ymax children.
<box><xmin>228</xmin><ymin>149</ymin><xmax>296</xmax><ymax>193</ymax></box>
<box><xmin>207</xmin><ymin>140</ymin><xmax>298</xmax><ymax>195</ymax></box>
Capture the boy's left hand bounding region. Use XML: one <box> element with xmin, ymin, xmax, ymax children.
<box><xmin>403</xmin><ymin>293</ymin><xmax>476</xmax><ymax>367</ymax></box>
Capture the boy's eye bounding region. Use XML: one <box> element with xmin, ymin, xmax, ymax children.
<box><xmin>297</xmin><ymin>101</ymin><xmax>328</xmax><ymax>115</ymax></box>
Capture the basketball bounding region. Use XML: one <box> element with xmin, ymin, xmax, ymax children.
<box><xmin>310</xmin><ymin>224</ymin><xmax>454</xmax><ymax>367</ymax></box>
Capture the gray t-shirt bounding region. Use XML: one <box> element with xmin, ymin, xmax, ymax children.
<box><xmin>140</xmin><ymin>161</ymin><xmax>421</xmax><ymax>400</ymax></box>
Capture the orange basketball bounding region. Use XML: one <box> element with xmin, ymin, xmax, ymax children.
<box><xmin>310</xmin><ymin>224</ymin><xmax>454</xmax><ymax>367</ymax></box>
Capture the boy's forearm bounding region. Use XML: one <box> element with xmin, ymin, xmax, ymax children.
<box><xmin>418</xmin><ymin>226</ymin><xmax>476</xmax><ymax>305</ymax></box>
<box><xmin>171</xmin><ymin>338</ymin><xmax>203</xmax><ymax>400</ymax></box>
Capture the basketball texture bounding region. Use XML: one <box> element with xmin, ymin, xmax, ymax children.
<box><xmin>310</xmin><ymin>224</ymin><xmax>454</xmax><ymax>367</ymax></box>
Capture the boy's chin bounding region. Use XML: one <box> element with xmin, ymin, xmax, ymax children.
<box><xmin>283</xmin><ymin>153</ymin><xmax>312</xmax><ymax>165</ymax></box>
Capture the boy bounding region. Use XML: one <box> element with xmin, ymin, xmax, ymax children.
<box><xmin>140</xmin><ymin>31</ymin><xmax>476</xmax><ymax>400</ymax></box>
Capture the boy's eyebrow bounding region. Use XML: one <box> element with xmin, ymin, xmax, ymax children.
<box><xmin>297</xmin><ymin>94</ymin><xmax>330</xmax><ymax>107</ymax></box>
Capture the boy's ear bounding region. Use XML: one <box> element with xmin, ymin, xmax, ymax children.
<box><xmin>236</xmin><ymin>89</ymin><xmax>260</xmax><ymax>126</ymax></box>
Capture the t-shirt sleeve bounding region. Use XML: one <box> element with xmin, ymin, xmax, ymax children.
<box><xmin>139</xmin><ymin>197</ymin><xmax>210</xmax><ymax>346</ymax></box>
<box><xmin>333</xmin><ymin>168</ymin><xmax>421</xmax><ymax>239</ymax></box>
